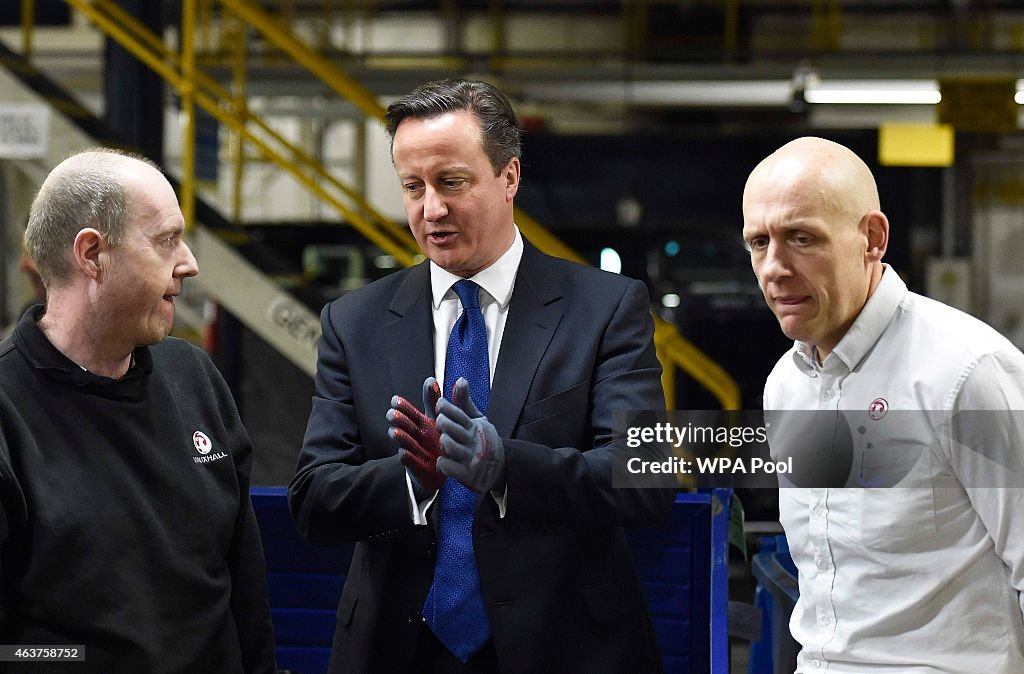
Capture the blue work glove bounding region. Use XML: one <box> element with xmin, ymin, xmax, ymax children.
<box><xmin>435</xmin><ymin>378</ymin><xmax>507</xmax><ymax>495</ymax></box>
<box><xmin>387</xmin><ymin>377</ymin><xmax>444</xmax><ymax>495</ymax></box>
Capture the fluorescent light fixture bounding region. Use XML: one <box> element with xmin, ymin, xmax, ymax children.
<box><xmin>804</xmin><ymin>80</ymin><xmax>940</xmax><ymax>105</ymax></box>
<box><xmin>524</xmin><ymin>80</ymin><xmax>792</xmax><ymax>107</ymax></box>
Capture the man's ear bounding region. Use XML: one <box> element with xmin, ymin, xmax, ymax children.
<box><xmin>72</xmin><ymin>228</ymin><xmax>106</xmax><ymax>280</ymax></box>
<box><xmin>863</xmin><ymin>210</ymin><xmax>889</xmax><ymax>263</ymax></box>
<box><xmin>503</xmin><ymin>157</ymin><xmax>520</xmax><ymax>202</ymax></box>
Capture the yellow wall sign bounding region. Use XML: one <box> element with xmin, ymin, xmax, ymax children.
<box><xmin>878</xmin><ymin>123</ymin><xmax>954</xmax><ymax>167</ymax></box>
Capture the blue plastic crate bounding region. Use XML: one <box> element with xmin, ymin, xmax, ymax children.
<box><xmin>748</xmin><ymin>534</ymin><xmax>799</xmax><ymax>674</ymax></box>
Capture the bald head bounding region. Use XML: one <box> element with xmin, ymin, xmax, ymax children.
<box><xmin>744</xmin><ymin>137</ymin><xmax>880</xmax><ymax>232</ymax></box>
<box><xmin>24</xmin><ymin>148</ymin><xmax>162</xmax><ymax>288</ymax></box>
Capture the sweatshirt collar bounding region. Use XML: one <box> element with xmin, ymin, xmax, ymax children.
<box><xmin>13</xmin><ymin>304</ymin><xmax>153</xmax><ymax>398</ymax></box>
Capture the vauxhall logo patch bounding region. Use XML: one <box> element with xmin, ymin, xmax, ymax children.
<box><xmin>192</xmin><ymin>430</ymin><xmax>228</xmax><ymax>464</ymax></box>
<box><xmin>868</xmin><ymin>397</ymin><xmax>889</xmax><ymax>421</ymax></box>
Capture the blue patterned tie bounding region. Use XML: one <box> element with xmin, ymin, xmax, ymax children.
<box><xmin>422</xmin><ymin>279</ymin><xmax>492</xmax><ymax>661</ymax></box>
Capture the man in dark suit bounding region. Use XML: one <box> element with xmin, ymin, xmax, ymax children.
<box><xmin>289</xmin><ymin>78</ymin><xmax>673</xmax><ymax>674</ymax></box>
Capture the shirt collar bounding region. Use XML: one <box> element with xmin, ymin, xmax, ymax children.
<box><xmin>792</xmin><ymin>263</ymin><xmax>908</xmax><ymax>375</ymax></box>
<box><xmin>429</xmin><ymin>226</ymin><xmax>523</xmax><ymax>309</ymax></box>
<box><xmin>13</xmin><ymin>304</ymin><xmax>154</xmax><ymax>397</ymax></box>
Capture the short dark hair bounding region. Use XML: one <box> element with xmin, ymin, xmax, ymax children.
<box><xmin>384</xmin><ymin>78</ymin><xmax>522</xmax><ymax>175</ymax></box>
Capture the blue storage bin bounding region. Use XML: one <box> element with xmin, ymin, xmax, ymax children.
<box><xmin>748</xmin><ymin>534</ymin><xmax>799</xmax><ymax>674</ymax></box>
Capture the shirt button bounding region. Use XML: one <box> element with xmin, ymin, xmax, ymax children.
<box><xmin>812</xmin><ymin>504</ymin><xmax>825</xmax><ymax>517</ymax></box>
<box><xmin>824</xmin><ymin>390</ymin><xmax>834</xmax><ymax>399</ymax></box>
<box><xmin>816</xmin><ymin>557</ymin><xmax>830</xmax><ymax>571</ymax></box>
<box><xmin>809</xmin><ymin>659</ymin><xmax>823</xmax><ymax>670</ymax></box>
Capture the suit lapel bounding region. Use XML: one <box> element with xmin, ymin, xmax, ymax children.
<box><xmin>383</xmin><ymin>265</ymin><xmax>447</xmax><ymax>532</ymax></box>
<box><xmin>489</xmin><ymin>242</ymin><xmax>564</xmax><ymax>437</ymax></box>
<box><xmin>383</xmin><ymin>262</ymin><xmax>435</xmax><ymax>405</ymax></box>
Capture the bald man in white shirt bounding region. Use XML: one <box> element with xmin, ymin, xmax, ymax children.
<box><xmin>743</xmin><ymin>136</ymin><xmax>1024</xmax><ymax>673</ymax></box>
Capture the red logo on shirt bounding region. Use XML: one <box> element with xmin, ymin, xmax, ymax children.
<box><xmin>868</xmin><ymin>398</ymin><xmax>888</xmax><ymax>421</ymax></box>
<box><xmin>193</xmin><ymin>431</ymin><xmax>213</xmax><ymax>454</ymax></box>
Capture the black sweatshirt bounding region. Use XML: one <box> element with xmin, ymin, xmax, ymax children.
<box><xmin>0</xmin><ymin>307</ymin><xmax>276</xmax><ymax>673</ymax></box>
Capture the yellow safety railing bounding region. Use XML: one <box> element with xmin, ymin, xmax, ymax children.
<box><xmin>40</xmin><ymin>0</ymin><xmax>740</xmax><ymax>410</ymax></box>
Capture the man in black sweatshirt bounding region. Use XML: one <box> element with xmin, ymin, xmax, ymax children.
<box><xmin>0</xmin><ymin>148</ymin><xmax>277</xmax><ymax>672</ymax></box>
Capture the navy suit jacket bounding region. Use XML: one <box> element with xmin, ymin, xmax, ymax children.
<box><xmin>289</xmin><ymin>240</ymin><xmax>673</xmax><ymax>673</ymax></box>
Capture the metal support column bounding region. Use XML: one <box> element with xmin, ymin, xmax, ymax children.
<box><xmin>103</xmin><ymin>0</ymin><xmax>164</xmax><ymax>164</ymax></box>
<box><xmin>180</xmin><ymin>0</ymin><xmax>197</xmax><ymax>229</ymax></box>
<box><xmin>21</xmin><ymin>0</ymin><xmax>35</xmax><ymax>59</ymax></box>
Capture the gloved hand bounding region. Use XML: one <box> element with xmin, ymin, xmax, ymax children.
<box><xmin>435</xmin><ymin>377</ymin><xmax>507</xmax><ymax>495</ymax></box>
<box><xmin>387</xmin><ymin>377</ymin><xmax>444</xmax><ymax>495</ymax></box>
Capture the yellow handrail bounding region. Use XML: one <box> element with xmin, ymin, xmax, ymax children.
<box><xmin>221</xmin><ymin>0</ymin><xmax>386</xmax><ymax>120</ymax></box>
<box><xmin>654</xmin><ymin>320</ymin><xmax>741</xmax><ymax>410</ymax></box>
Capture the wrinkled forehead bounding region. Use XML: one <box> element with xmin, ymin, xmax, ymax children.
<box><xmin>747</xmin><ymin>156</ymin><xmax>870</xmax><ymax>227</ymax></box>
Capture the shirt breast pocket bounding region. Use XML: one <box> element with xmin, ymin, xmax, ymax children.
<box><xmin>855</xmin><ymin>487</ymin><xmax>937</xmax><ymax>553</ymax></box>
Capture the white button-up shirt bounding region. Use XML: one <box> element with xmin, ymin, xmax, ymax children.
<box><xmin>405</xmin><ymin>227</ymin><xmax>523</xmax><ymax>523</ymax></box>
<box><xmin>765</xmin><ymin>265</ymin><xmax>1024</xmax><ymax>673</ymax></box>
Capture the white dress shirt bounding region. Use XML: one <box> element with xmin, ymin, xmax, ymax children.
<box><xmin>405</xmin><ymin>227</ymin><xmax>523</xmax><ymax>523</ymax></box>
<box><xmin>765</xmin><ymin>264</ymin><xmax>1024</xmax><ymax>673</ymax></box>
